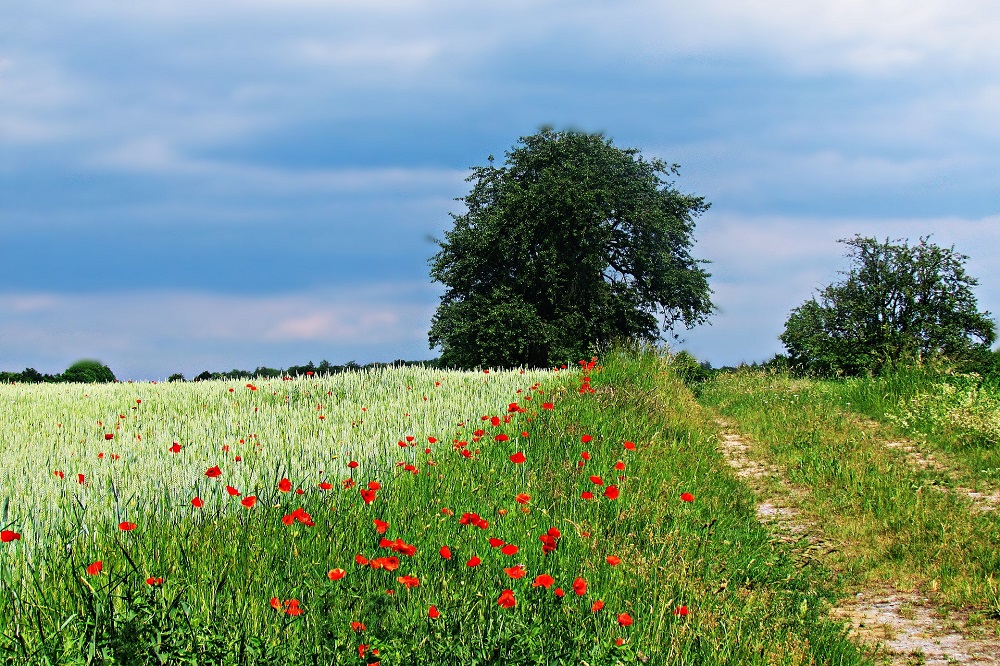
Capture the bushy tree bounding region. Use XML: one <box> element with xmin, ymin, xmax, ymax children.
<box><xmin>429</xmin><ymin>128</ymin><xmax>714</xmax><ymax>369</ymax></box>
<box><xmin>781</xmin><ymin>236</ymin><xmax>996</xmax><ymax>376</ymax></box>
<box><xmin>62</xmin><ymin>359</ymin><xmax>116</xmax><ymax>383</ymax></box>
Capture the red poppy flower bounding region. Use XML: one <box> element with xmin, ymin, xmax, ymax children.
<box><xmin>439</xmin><ymin>545</ymin><xmax>452</xmax><ymax>559</ymax></box>
<box><xmin>284</xmin><ymin>599</ymin><xmax>303</xmax><ymax>616</ymax></box>
<box><xmin>191</xmin><ymin>496</ymin><xmax>204</xmax><ymax>508</ymax></box>
<box><xmin>501</xmin><ymin>543</ymin><xmax>519</xmax><ymax>556</ymax></box>
<box><xmin>77</xmin><ymin>474</ymin><xmax>86</xmax><ymax>484</ymax></box>
<box><xmin>490</xmin><ymin>416</ymin><xmax>501</xmax><ymax>427</ymax></box>
<box><xmin>1</xmin><ymin>530</ymin><xmax>21</xmax><ymax>542</ymax></box>
<box><xmin>509</xmin><ymin>451</ymin><xmax>526</xmax><ymax>464</ymax></box>
<box><xmin>623</xmin><ymin>441</ymin><xmax>636</xmax><ymax>450</ymax></box>
<box><xmin>246</xmin><ymin>383</ymin><xmax>257</xmax><ymax>391</ymax></box>
<box><xmin>278</xmin><ymin>478</ymin><xmax>292</xmax><ymax>492</ymax></box>
<box><xmin>318</xmin><ymin>481</ymin><xmax>333</xmax><ymax>490</ymax></box>
<box><xmin>487</xmin><ymin>537</ymin><xmax>504</xmax><ymax>549</ymax></box>
<box><xmin>118</xmin><ymin>521</ymin><xmax>136</xmax><ymax>531</ymax></box>
<box><xmin>351</xmin><ymin>621</ymin><xmax>366</xmax><ymax>632</ymax></box>
<box><xmin>532</xmin><ymin>573</ymin><xmax>554</xmax><ymax>589</ymax></box>
<box><xmin>589</xmin><ymin>475</ymin><xmax>604</xmax><ymax>486</ymax></box>
<box><xmin>347</xmin><ymin>460</ymin><xmax>359</xmax><ymax>469</ymax></box>
<box><xmin>497</xmin><ymin>589</ymin><xmax>516</xmax><ymax>608</ymax></box>
<box><xmin>618</xmin><ymin>612</ymin><xmax>634</xmax><ymax>626</ymax></box>
<box><xmin>495</xmin><ymin>434</ymin><xmax>510</xmax><ymax>443</ymax></box>
<box><xmin>290</xmin><ymin>507</ymin><xmax>314</xmax><ymax>526</ymax></box>
<box><xmin>373</xmin><ymin>519</ymin><xmax>389</xmax><ymax>534</ymax></box>
<box><xmin>328</xmin><ymin>568</ymin><xmax>346</xmax><ymax>581</ymax></box>
<box><xmin>466</xmin><ymin>556</ymin><xmax>481</xmax><ymax>567</ymax></box>
<box><xmin>581</xmin><ymin>491</ymin><xmax>594</xmax><ymax>500</ymax></box>
<box><xmin>581</xmin><ymin>451</ymin><xmax>591</xmax><ymax>461</ymax></box>
<box><xmin>554</xmin><ymin>587</ymin><xmax>565</xmax><ymax>597</ymax></box>
<box><xmin>428</xmin><ymin>605</ymin><xmax>440</xmax><ymax>619</ymax></box>
<box><xmin>591</xmin><ymin>600</ymin><xmax>604</xmax><ymax>612</ymax></box>
<box><xmin>542</xmin><ymin>402</ymin><xmax>554</xmax><ymax>410</ymax></box>
<box><xmin>169</xmin><ymin>442</ymin><xmax>182</xmax><ymax>454</ymax></box>
<box><xmin>680</xmin><ymin>492</ymin><xmax>695</xmax><ymax>502</ymax></box>
<box><xmin>581</xmin><ymin>435</ymin><xmax>592</xmax><ymax>444</ymax></box>
<box><xmin>603</xmin><ymin>485</ymin><xmax>620</xmax><ymax>500</ymax></box>
<box><xmin>573</xmin><ymin>577</ymin><xmax>587</xmax><ymax>596</ymax></box>
<box><xmin>205</xmin><ymin>466</ymin><xmax>221</xmax><ymax>478</ymax></box>
<box><xmin>241</xmin><ymin>496</ymin><xmax>257</xmax><ymax>508</ymax></box>
<box><xmin>515</xmin><ymin>493</ymin><xmax>530</xmax><ymax>504</ymax></box>
<box><xmin>343</xmin><ymin>478</ymin><xmax>356</xmax><ymax>489</ymax></box>
<box><xmin>54</xmin><ymin>470</ymin><xmax>65</xmax><ymax>479</ymax></box>
<box><xmin>367</xmin><ymin>481</ymin><xmax>381</xmax><ymax>490</ymax></box>
<box><xmin>674</xmin><ymin>605</ymin><xmax>688</xmax><ymax>616</ymax></box>
<box><xmin>86</xmin><ymin>561</ymin><xmax>103</xmax><ymax>575</ymax></box>
<box><xmin>104</xmin><ymin>433</ymin><xmax>114</xmax><ymax>440</ymax></box>
<box><xmin>614</xmin><ymin>461</ymin><xmax>625</xmax><ymax>471</ymax></box>
<box><xmin>396</xmin><ymin>574</ymin><xmax>419</xmax><ymax>589</ymax></box>
<box><xmin>225</xmin><ymin>486</ymin><xmax>240</xmax><ymax>496</ymax></box>
<box><xmin>383</xmin><ymin>557</ymin><xmax>401</xmax><ymax>571</ymax></box>
<box><xmin>606</xmin><ymin>555</ymin><xmax>621</xmax><ymax>566</ymax></box>
<box><xmin>145</xmin><ymin>577</ymin><xmax>163</xmax><ymax>586</ymax></box>
<box><xmin>504</xmin><ymin>565</ymin><xmax>526</xmax><ymax>579</ymax></box>
<box><xmin>355</xmin><ymin>554</ymin><xmax>369</xmax><ymax>566</ymax></box>
<box><xmin>360</xmin><ymin>489</ymin><xmax>376</xmax><ymax>504</ymax></box>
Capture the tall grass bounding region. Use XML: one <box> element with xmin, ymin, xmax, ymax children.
<box><xmin>1</xmin><ymin>351</ymin><xmax>871</xmax><ymax>665</ymax></box>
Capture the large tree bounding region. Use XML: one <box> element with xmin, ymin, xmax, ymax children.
<box><xmin>428</xmin><ymin>128</ymin><xmax>714</xmax><ymax>369</ymax></box>
<box><xmin>780</xmin><ymin>235</ymin><xmax>996</xmax><ymax>376</ymax></box>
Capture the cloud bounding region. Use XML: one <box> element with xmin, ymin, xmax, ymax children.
<box><xmin>0</xmin><ymin>285</ymin><xmax>440</xmax><ymax>379</ymax></box>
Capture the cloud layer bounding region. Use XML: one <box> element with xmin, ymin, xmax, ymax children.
<box><xmin>2</xmin><ymin>1</ymin><xmax>998</xmax><ymax>377</ymax></box>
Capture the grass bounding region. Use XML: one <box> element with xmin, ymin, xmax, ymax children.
<box><xmin>0</xmin><ymin>349</ymin><xmax>873</xmax><ymax>665</ymax></box>
<box><xmin>696</xmin><ymin>367</ymin><xmax>1000</xmax><ymax>615</ymax></box>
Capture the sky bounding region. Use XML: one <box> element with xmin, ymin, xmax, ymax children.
<box><xmin>2</xmin><ymin>0</ymin><xmax>999</xmax><ymax>380</ymax></box>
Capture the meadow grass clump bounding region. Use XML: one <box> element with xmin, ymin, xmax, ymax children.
<box><xmin>0</xmin><ymin>351</ymin><xmax>871</xmax><ymax>665</ymax></box>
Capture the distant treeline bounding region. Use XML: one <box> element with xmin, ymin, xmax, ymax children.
<box><xmin>0</xmin><ymin>359</ymin><xmax>117</xmax><ymax>384</ymax></box>
<box><xmin>0</xmin><ymin>358</ymin><xmax>440</xmax><ymax>384</ymax></box>
<box><xmin>177</xmin><ymin>358</ymin><xmax>440</xmax><ymax>383</ymax></box>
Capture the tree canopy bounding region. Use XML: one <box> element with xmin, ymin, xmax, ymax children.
<box><xmin>428</xmin><ymin>128</ymin><xmax>715</xmax><ymax>369</ymax></box>
<box><xmin>780</xmin><ymin>235</ymin><xmax>996</xmax><ymax>376</ymax></box>
<box><xmin>61</xmin><ymin>359</ymin><xmax>117</xmax><ymax>383</ymax></box>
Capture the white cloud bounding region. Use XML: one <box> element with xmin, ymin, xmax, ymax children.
<box><xmin>89</xmin><ymin>138</ymin><xmax>466</xmax><ymax>193</ymax></box>
<box><xmin>0</xmin><ymin>284</ymin><xmax>438</xmax><ymax>378</ymax></box>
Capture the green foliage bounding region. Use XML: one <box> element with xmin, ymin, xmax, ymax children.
<box><xmin>781</xmin><ymin>236</ymin><xmax>996</xmax><ymax>376</ymax></box>
<box><xmin>429</xmin><ymin>127</ymin><xmax>714</xmax><ymax>370</ymax></box>
<box><xmin>61</xmin><ymin>359</ymin><xmax>116</xmax><ymax>383</ymax></box>
<box><xmin>667</xmin><ymin>350</ymin><xmax>713</xmax><ymax>385</ymax></box>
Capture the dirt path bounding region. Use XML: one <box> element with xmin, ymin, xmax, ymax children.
<box><xmin>716</xmin><ymin>421</ymin><xmax>1000</xmax><ymax>665</ymax></box>
<box><xmin>882</xmin><ymin>439</ymin><xmax>1000</xmax><ymax>513</ymax></box>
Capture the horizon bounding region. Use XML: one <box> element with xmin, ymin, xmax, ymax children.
<box><xmin>3</xmin><ymin>2</ymin><xmax>999</xmax><ymax>381</ymax></box>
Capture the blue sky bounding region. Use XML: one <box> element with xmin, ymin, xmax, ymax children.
<box><xmin>3</xmin><ymin>1</ymin><xmax>999</xmax><ymax>380</ymax></box>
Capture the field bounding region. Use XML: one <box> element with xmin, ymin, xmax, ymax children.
<box><xmin>7</xmin><ymin>350</ymin><xmax>998</xmax><ymax>664</ymax></box>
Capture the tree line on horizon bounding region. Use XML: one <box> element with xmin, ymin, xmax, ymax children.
<box><xmin>0</xmin><ymin>358</ymin><xmax>440</xmax><ymax>385</ymax></box>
